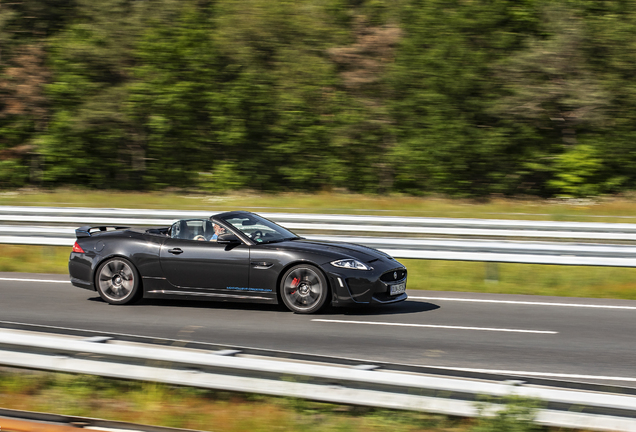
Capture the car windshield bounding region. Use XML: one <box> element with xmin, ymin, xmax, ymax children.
<box><xmin>217</xmin><ymin>213</ymin><xmax>299</xmax><ymax>244</ymax></box>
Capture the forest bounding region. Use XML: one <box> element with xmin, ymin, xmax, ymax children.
<box><xmin>2</xmin><ymin>0</ymin><xmax>636</xmax><ymax>197</ymax></box>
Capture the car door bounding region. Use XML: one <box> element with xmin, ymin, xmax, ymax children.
<box><xmin>159</xmin><ymin>237</ymin><xmax>250</xmax><ymax>294</ymax></box>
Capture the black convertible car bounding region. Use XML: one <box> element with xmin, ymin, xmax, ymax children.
<box><xmin>69</xmin><ymin>211</ymin><xmax>407</xmax><ymax>313</ymax></box>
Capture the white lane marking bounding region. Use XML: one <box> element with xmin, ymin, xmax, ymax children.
<box><xmin>87</xmin><ymin>427</ymin><xmax>143</xmax><ymax>432</ymax></box>
<box><xmin>0</xmin><ymin>277</ymin><xmax>70</xmax><ymax>284</ymax></box>
<box><xmin>409</xmin><ymin>296</ymin><xmax>636</xmax><ymax>310</ymax></box>
<box><xmin>312</xmin><ymin>319</ymin><xmax>557</xmax><ymax>334</ymax></box>
<box><xmin>425</xmin><ymin>366</ymin><xmax>636</xmax><ymax>382</ymax></box>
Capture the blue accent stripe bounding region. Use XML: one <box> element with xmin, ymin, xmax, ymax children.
<box><xmin>227</xmin><ymin>287</ymin><xmax>273</xmax><ymax>293</ymax></box>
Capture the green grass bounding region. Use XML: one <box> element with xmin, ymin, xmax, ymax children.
<box><xmin>4</xmin><ymin>245</ymin><xmax>636</xmax><ymax>300</ymax></box>
<box><xmin>403</xmin><ymin>259</ymin><xmax>636</xmax><ymax>300</ymax></box>
<box><xmin>0</xmin><ymin>245</ymin><xmax>70</xmax><ymax>274</ymax></box>
<box><xmin>4</xmin><ymin>187</ymin><xmax>636</xmax><ymax>222</ymax></box>
<box><xmin>0</xmin><ymin>369</ymin><xmax>550</xmax><ymax>432</ymax></box>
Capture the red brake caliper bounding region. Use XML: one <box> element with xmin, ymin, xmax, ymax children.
<box><xmin>290</xmin><ymin>277</ymin><xmax>300</xmax><ymax>294</ymax></box>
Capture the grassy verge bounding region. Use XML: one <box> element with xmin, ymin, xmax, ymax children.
<box><xmin>3</xmin><ymin>188</ymin><xmax>636</xmax><ymax>222</ymax></box>
<box><xmin>0</xmin><ymin>245</ymin><xmax>70</xmax><ymax>274</ymax></box>
<box><xmin>404</xmin><ymin>259</ymin><xmax>636</xmax><ymax>300</ymax></box>
<box><xmin>5</xmin><ymin>245</ymin><xmax>636</xmax><ymax>300</ymax></box>
<box><xmin>0</xmin><ymin>368</ymin><xmax>554</xmax><ymax>432</ymax></box>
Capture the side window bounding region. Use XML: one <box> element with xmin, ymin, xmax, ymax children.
<box><xmin>187</xmin><ymin>220</ymin><xmax>207</xmax><ymax>241</ymax></box>
<box><xmin>171</xmin><ymin>219</ymin><xmax>220</xmax><ymax>242</ymax></box>
<box><xmin>170</xmin><ymin>221</ymin><xmax>183</xmax><ymax>239</ymax></box>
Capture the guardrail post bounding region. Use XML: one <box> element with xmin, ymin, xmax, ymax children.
<box><xmin>485</xmin><ymin>262</ymin><xmax>499</xmax><ymax>283</ymax></box>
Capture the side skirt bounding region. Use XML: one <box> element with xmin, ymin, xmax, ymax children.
<box><xmin>142</xmin><ymin>277</ymin><xmax>278</xmax><ymax>304</ymax></box>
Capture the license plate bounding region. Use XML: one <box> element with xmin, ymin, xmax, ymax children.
<box><xmin>389</xmin><ymin>282</ymin><xmax>406</xmax><ymax>296</ymax></box>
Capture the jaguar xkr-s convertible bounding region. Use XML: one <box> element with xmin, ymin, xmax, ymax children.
<box><xmin>69</xmin><ymin>211</ymin><xmax>407</xmax><ymax>313</ymax></box>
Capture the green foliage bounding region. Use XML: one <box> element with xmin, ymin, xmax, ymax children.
<box><xmin>548</xmin><ymin>144</ymin><xmax>603</xmax><ymax>196</ymax></box>
<box><xmin>4</xmin><ymin>0</ymin><xmax>636</xmax><ymax>195</ymax></box>
<box><xmin>208</xmin><ymin>0</ymin><xmax>347</xmax><ymax>192</ymax></box>
<box><xmin>390</xmin><ymin>0</ymin><xmax>544</xmax><ymax>196</ymax></box>
<box><xmin>472</xmin><ymin>396</ymin><xmax>544</xmax><ymax>432</ymax></box>
<box><xmin>0</xmin><ymin>159</ymin><xmax>29</xmax><ymax>187</ymax></box>
<box><xmin>39</xmin><ymin>0</ymin><xmax>145</xmax><ymax>188</ymax></box>
<box><xmin>127</xmin><ymin>0</ymin><xmax>218</xmax><ymax>188</ymax></box>
<box><xmin>0</xmin><ymin>369</ymin><xmax>464</xmax><ymax>432</ymax></box>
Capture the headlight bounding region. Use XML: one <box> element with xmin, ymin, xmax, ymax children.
<box><xmin>330</xmin><ymin>259</ymin><xmax>373</xmax><ymax>271</ymax></box>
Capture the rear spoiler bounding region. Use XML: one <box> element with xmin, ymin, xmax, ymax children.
<box><xmin>76</xmin><ymin>226</ymin><xmax>130</xmax><ymax>238</ymax></box>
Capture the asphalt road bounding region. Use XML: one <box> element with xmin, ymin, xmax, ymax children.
<box><xmin>1</xmin><ymin>272</ymin><xmax>635</xmax><ymax>387</ymax></box>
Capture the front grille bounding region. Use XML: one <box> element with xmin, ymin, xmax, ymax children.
<box><xmin>380</xmin><ymin>269</ymin><xmax>407</xmax><ymax>283</ymax></box>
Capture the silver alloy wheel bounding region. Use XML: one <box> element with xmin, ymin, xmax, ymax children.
<box><xmin>281</xmin><ymin>266</ymin><xmax>326</xmax><ymax>313</ymax></box>
<box><xmin>98</xmin><ymin>259</ymin><xmax>136</xmax><ymax>302</ymax></box>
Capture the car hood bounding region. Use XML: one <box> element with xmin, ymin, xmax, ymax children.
<box><xmin>271</xmin><ymin>239</ymin><xmax>393</xmax><ymax>263</ymax></box>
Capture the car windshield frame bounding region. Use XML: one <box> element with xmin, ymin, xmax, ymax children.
<box><xmin>215</xmin><ymin>213</ymin><xmax>300</xmax><ymax>244</ymax></box>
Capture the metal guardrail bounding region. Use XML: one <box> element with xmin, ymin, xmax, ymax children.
<box><xmin>3</xmin><ymin>205</ymin><xmax>636</xmax><ymax>238</ymax></box>
<box><xmin>1</xmin><ymin>328</ymin><xmax>635</xmax><ymax>432</ymax></box>
<box><xmin>0</xmin><ymin>407</ymin><xmax>205</xmax><ymax>432</ymax></box>
<box><xmin>2</xmin><ymin>206</ymin><xmax>636</xmax><ymax>266</ymax></box>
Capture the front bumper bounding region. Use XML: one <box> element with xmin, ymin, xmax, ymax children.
<box><xmin>325</xmin><ymin>261</ymin><xmax>408</xmax><ymax>306</ymax></box>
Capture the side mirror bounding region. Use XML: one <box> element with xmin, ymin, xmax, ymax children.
<box><xmin>217</xmin><ymin>233</ymin><xmax>241</xmax><ymax>244</ymax></box>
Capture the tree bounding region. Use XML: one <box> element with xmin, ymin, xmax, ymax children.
<box><xmin>572</xmin><ymin>0</ymin><xmax>636</xmax><ymax>193</ymax></box>
<box><xmin>0</xmin><ymin>0</ymin><xmax>76</xmax><ymax>188</ymax></box>
<box><xmin>40</xmin><ymin>0</ymin><xmax>150</xmax><ymax>188</ymax></box>
<box><xmin>203</xmin><ymin>0</ymin><xmax>346</xmax><ymax>191</ymax></box>
<box><xmin>491</xmin><ymin>5</ymin><xmax>608</xmax><ymax>196</ymax></box>
<box><xmin>127</xmin><ymin>0</ymin><xmax>218</xmax><ymax>188</ymax></box>
<box><xmin>0</xmin><ymin>44</ymin><xmax>49</xmax><ymax>185</ymax></box>
<box><xmin>328</xmin><ymin>14</ymin><xmax>402</xmax><ymax>192</ymax></box>
<box><xmin>390</xmin><ymin>0</ymin><xmax>543</xmax><ymax>196</ymax></box>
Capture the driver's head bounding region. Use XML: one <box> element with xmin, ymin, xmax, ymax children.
<box><xmin>214</xmin><ymin>224</ymin><xmax>225</xmax><ymax>235</ymax></box>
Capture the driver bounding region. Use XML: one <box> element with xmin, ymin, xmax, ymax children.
<box><xmin>210</xmin><ymin>223</ymin><xmax>226</xmax><ymax>241</ymax></box>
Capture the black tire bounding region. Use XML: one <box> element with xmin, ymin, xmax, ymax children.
<box><xmin>95</xmin><ymin>257</ymin><xmax>142</xmax><ymax>305</ymax></box>
<box><xmin>280</xmin><ymin>264</ymin><xmax>329</xmax><ymax>314</ymax></box>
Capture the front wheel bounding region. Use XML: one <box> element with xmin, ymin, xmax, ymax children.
<box><xmin>95</xmin><ymin>257</ymin><xmax>141</xmax><ymax>305</ymax></box>
<box><xmin>280</xmin><ymin>264</ymin><xmax>329</xmax><ymax>314</ymax></box>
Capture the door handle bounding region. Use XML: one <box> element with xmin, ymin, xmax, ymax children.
<box><xmin>168</xmin><ymin>248</ymin><xmax>183</xmax><ymax>255</ymax></box>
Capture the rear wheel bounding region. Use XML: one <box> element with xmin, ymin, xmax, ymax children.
<box><xmin>280</xmin><ymin>264</ymin><xmax>329</xmax><ymax>314</ymax></box>
<box><xmin>95</xmin><ymin>257</ymin><xmax>141</xmax><ymax>305</ymax></box>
